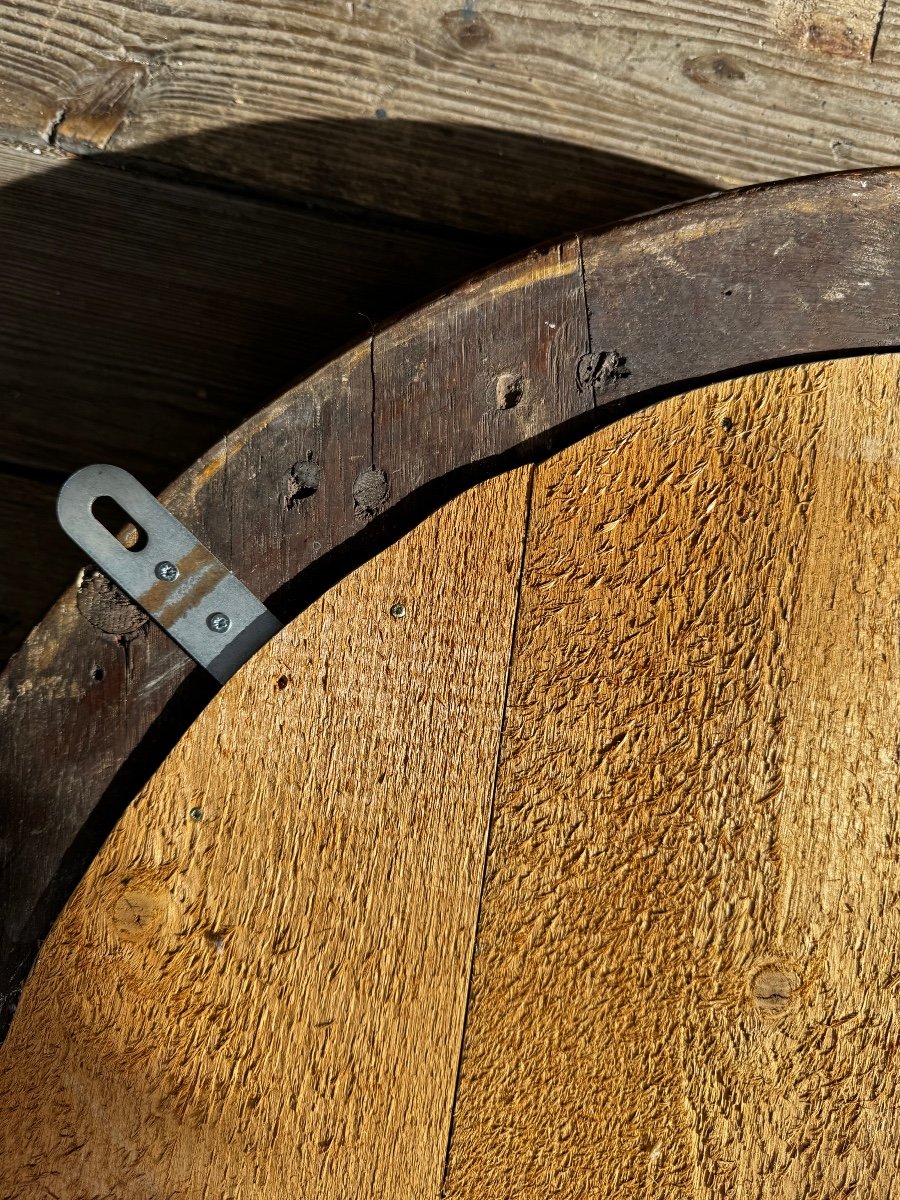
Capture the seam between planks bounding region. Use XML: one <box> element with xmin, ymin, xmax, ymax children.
<box><xmin>438</xmin><ymin>461</ymin><xmax>536</xmax><ymax>1194</ymax></box>
<box><xmin>575</xmin><ymin>232</ymin><xmax>597</xmax><ymax>412</ymax></box>
<box><xmin>871</xmin><ymin>0</ymin><xmax>890</xmax><ymax>60</ymax></box>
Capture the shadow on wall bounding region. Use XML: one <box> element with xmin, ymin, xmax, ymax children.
<box><xmin>0</xmin><ymin>117</ymin><xmax>710</xmax><ymax>662</ymax></box>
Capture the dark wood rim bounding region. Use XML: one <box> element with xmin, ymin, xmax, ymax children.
<box><xmin>1</xmin><ymin>167</ymin><xmax>898</xmax><ymax>1038</ymax></box>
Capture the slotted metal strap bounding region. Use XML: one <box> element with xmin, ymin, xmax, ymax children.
<box><xmin>58</xmin><ymin>465</ymin><xmax>281</xmax><ymax>683</ymax></box>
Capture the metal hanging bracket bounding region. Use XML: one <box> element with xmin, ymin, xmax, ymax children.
<box><xmin>58</xmin><ymin>465</ymin><xmax>282</xmax><ymax>684</ymax></box>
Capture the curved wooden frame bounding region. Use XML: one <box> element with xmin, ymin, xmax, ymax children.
<box><xmin>1</xmin><ymin>167</ymin><xmax>898</xmax><ymax>1036</ymax></box>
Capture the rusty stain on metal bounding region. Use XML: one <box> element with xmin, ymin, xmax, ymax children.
<box><xmin>140</xmin><ymin>544</ymin><xmax>230</xmax><ymax>626</ymax></box>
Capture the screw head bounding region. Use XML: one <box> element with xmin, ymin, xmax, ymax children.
<box><xmin>390</xmin><ymin>603</ymin><xmax>406</xmax><ymax>619</ymax></box>
<box><xmin>155</xmin><ymin>560</ymin><xmax>179</xmax><ymax>582</ymax></box>
<box><xmin>189</xmin><ymin>806</ymin><xmax>203</xmax><ymax>821</ymax></box>
<box><xmin>207</xmin><ymin>611</ymin><xmax>231</xmax><ymax>633</ymax></box>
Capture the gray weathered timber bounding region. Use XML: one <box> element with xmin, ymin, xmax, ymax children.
<box><xmin>1</xmin><ymin>0</ymin><xmax>899</xmax><ymax>234</ymax></box>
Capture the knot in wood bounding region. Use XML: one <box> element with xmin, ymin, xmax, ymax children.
<box><xmin>440</xmin><ymin>7</ymin><xmax>493</xmax><ymax>48</ymax></box>
<box><xmin>750</xmin><ymin>964</ymin><xmax>801</xmax><ymax>1018</ymax></box>
<box><xmin>76</xmin><ymin>566</ymin><xmax>148</xmax><ymax>638</ymax></box>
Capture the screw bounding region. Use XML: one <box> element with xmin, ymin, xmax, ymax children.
<box><xmin>390</xmin><ymin>603</ymin><xmax>406</xmax><ymax>619</ymax></box>
<box><xmin>207</xmin><ymin>612</ymin><xmax>231</xmax><ymax>633</ymax></box>
<box><xmin>190</xmin><ymin>807</ymin><xmax>203</xmax><ymax>821</ymax></box>
<box><xmin>155</xmin><ymin>560</ymin><xmax>179</xmax><ymax>582</ymax></box>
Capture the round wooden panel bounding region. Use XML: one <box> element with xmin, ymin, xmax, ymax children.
<box><xmin>1</xmin><ymin>355</ymin><xmax>898</xmax><ymax>1196</ymax></box>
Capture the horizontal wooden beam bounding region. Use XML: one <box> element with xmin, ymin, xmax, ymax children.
<box><xmin>1</xmin><ymin>0</ymin><xmax>898</xmax><ymax>234</ymax></box>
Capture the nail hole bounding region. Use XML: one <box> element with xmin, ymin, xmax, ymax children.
<box><xmin>723</xmin><ymin>288</ymin><xmax>733</xmax><ymax>297</ymax></box>
<box><xmin>276</xmin><ymin>675</ymin><xmax>288</xmax><ymax>690</ymax></box>
<box><xmin>91</xmin><ymin>496</ymin><xmax>148</xmax><ymax>551</ymax></box>
<box><xmin>721</xmin><ymin>416</ymin><xmax>734</xmax><ymax>432</ymax></box>
<box><xmin>390</xmin><ymin>603</ymin><xmax>406</xmax><ymax>619</ymax></box>
<box><xmin>189</xmin><ymin>807</ymin><xmax>203</xmax><ymax>822</ymax></box>
<box><xmin>496</xmin><ymin>372</ymin><xmax>525</xmax><ymax>410</ymax></box>
<box><xmin>287</xmin><ymin>458</ymin><xmax>321</xmax><ymax>508</ymax></box>
<box><xmin>92</xmin><ymin>667</ymin><xmax>105</xmax><ymax>681</ymax></box>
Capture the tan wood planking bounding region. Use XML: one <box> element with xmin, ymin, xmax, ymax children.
<box><xmin>1</xmin><ymin>0</ymin><xmax>899</xmax><ymax>235</ymax></box>
<box><xmin>2</xmin><ymin>355</ymin><xmax>899</xmax><ymax>1194</ymax></box>
<box><xmin>0</xmin><ymin>468</ymin><xmax>531</xmax><ymax>1198</ymax></box>
<box><xmin>444</xmin><ymin>355</ymin><xmax>900</xmax><ymax>1196</ymax></box>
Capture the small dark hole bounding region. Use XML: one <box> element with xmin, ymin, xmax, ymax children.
<box><xmin>291</xmin><ymin>485</ymin><xmax>317</xmax><ymax>501</ymax></box>
<box><xmin>92</xmin><ymin>496</ymin><xmax>148</xmax><ymax>551</ymax></box>
<box><xmin>497</xmin><ymin>373</ymin><xmax>525</xmax><ymax>410</ymax></box>
<box><xmin>722</xmin><ymin>416</ymin><xmax>734</xmax><ymax>432</ymax></box>
<box><xmin>723</xmin><ymin>288</ymin><xmax>733</xmax><ymax>297</ymax></box>
<box><xmin>276</xmin><ymin>675</ymin><xmax>288</xmax><ymax>690</ymax></box>
<box><xmin>92</xmin><ymin>667</ymin><xmax>105</xmax><ymax>682</ymax></box>
<box><xmin>287</xmin><ymin>460</ymin><xmax>322</xmax><ymax>508</ymax></box>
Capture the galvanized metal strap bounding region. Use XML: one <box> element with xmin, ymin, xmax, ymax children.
<box><xmin>57</xmin><ymin>465</ymin><xmax>281</xmax><ymax>683</ymax></box>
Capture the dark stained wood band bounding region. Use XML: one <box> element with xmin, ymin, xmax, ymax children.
<box><xmin>1</xmin><ymin>168</ymin><xmax>898</xmax><ymax>1037</ymax></box>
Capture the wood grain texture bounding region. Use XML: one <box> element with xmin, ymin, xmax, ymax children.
<box><xmin>4</xmin><ymin>109</ymin><xmax>676</xmax><ymax>666</ymax></box>
<box><xmin>0</xmin><ymin>473</ymin><xmax>85</xmax><ymax>662</ymax></box>
<box><xmin>443</xmin><ymin>355</ymin><xmax>900</xmax><ymax>1196</ymax></box>
<box><xmin>2</xmin><ymin>169</ymin><xmax>900</xmax><ymax>1043</ymax></box>
<box><xmin>0</xmin><ymin>467</ymin><xmax>531</xmax><ymax>1198</ymax></box>
<box><xmin>771</xmin><ymin>0</ymin><xmax>889</xmax><ymax>59</ymax></box>
<box><xmin>0</xmin><ymin>223</ymin><xmax>589</xmax><ymax>1035</ymax></box>
<box><xmin>0</xmin><ymin>139</ymin><xmax>502</xmax><ymax>665</ymax></box>
<box><xmin>1</xmin><ymin>0</ymin><xmax>900</xmax><ymax>234</ymax></box>
<box><xmin>0</xmin><ymin>139</ymin><xmax>491</xmax><ymax>479</ymax></box>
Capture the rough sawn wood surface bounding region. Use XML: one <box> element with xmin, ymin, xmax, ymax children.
<box><xmin>2</xmin><ymin>355</ymin><xmax>899</xmax><ymax>1195</ymax></box>
<box><xmin>444</xmin><ymin>354</ymin><xmax>900</xmax><ymax>1198</ymax></box>
<box><xmin>0</xmin><ymin>469</ymin><xmax>532</xmax><ymax>1198</ymax></box>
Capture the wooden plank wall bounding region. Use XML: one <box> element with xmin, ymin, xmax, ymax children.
<box><xmin>1</xmin><ymin>0</ymin><xmax>899</xmax><ymax>662</ymax></box>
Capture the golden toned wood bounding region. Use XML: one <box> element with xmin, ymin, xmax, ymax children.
<box><xmin>3</xmin><ymin>356</ymin><xmax>900</xmax><ymax>1195</ymax></box>
<box><xmin>0</xmin><ymin>469</ymin><xmax>531</xmax><ymax>1197</ymax></box>
<box><xmin>444</xmin><ymin>355</ymin><xmax>900</xmax><ymax>1196</ymax></box>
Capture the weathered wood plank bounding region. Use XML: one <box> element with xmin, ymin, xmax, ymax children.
<box><xmin>376</xmin><ymin>239</ymin><xmax>592</xmax><ymax>503</ymax></box>
<box><xmin>1</xmin><ymin>171</ymin><xmax>898</xmax><ymax>1045</ymax></box>
<box><xmin>0</xmin><ymin>473</ymin><xmax>83</xmax><ymax>667</ymax></box>
<box><xmin>580</xmin><ymin>171</ymin><xmax>900</xmax><ymax>400</ymax></box>
<box><xmin>1</xmin><ymin>1</ymin><xmax>899</xmax><ymax>234</ymax></box>
<box><xmin>0</xmin><ymin>142</ymin><xmax>496</xmax><ymax>482</ymax></box>
<box><xmin>444</xmin><ymin>355</ymin><xmax>900</xmax><ymax>1196</ymax></box>
<box><xmin>771</xmin><ymin>0</ymin><xmax>890</xmax><ymax>60</ymax></box>
<box><xmin>0</xmin><ymin>139</ymin><xmax>503</xmax><ymax>662</ymax></box>
<box><xmin>0</xmin><ymin>467</ymin><xmax>531</xmax><ymax>1196</ymax></box>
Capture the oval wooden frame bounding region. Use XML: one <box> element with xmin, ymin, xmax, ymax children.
<box><xmin>1</xmin><ymin>167</ymin><xmax>898</xmax><ymax>1036</ymax></box>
